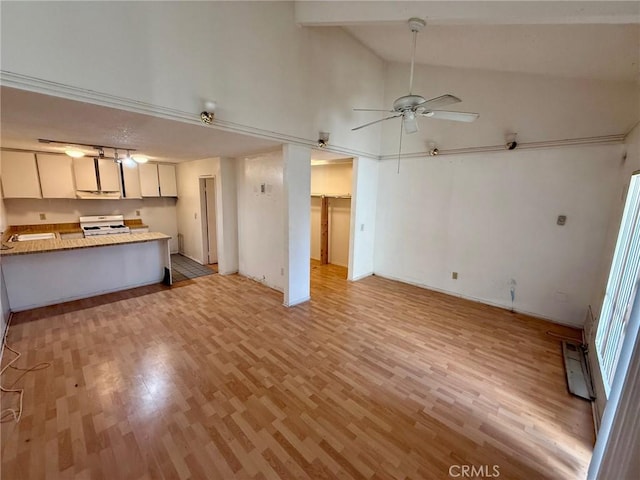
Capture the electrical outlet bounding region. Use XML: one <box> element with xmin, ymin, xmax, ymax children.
<box><xmin>280</xmin><ymin>267</ymin><xmax>284</xmax><ymax>275</ymax></box>
<box><xmin>39</xmin><ymin>213</ymin><xmax>46</xmax><ymax>220</ymax></box>
<box><xmin>557</xmin><ymin>215</ymin><xmax>567</xmax><ymax>226</ymax></box>
<box><xmin>136</xmin><ymin>210</ymin><xmax>141</xmax><ymax>217</ymax></box>
<box><xmin>360</xmin><ymin>224</ymin><xmax>365</xmax><ymax>232</ymax></box>
<box><xmin>452</xmin><ymin>272</ymin><xmax>458</xmax><ymax>280</ymax></box>
<box><xmin>194</xmin><ymin>212</ymin><xmax>198</xmax><ymax>219</ymax></box>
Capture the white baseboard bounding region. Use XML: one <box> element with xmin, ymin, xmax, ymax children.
<box><xmin>284</xmin><ymin>296</ymin><xmax>311</xmax><ymax>307</ymax></box>
<box><xmin>373</xmin><ymin>272</ymin><xmax>583</xmax><ymax>328</ymax></box>
<box><xmin>349</xmin><ymin>272</ymin><xmax>373</xmax><ymax>282</ymax></box>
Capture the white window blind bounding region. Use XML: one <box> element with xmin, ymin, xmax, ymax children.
<box><xmin>596</xmin><ymin>173</ymin><xmax>640</xmax><ymax>395</ymax></box>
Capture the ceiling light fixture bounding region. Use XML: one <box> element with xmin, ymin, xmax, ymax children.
<box><xmin>506</xmin><ymin>133</ymin><xmax>518</xmax><ymax>150</ymax></box>
<box><xmin>64</xmin><ymin>148</ymin><xmax>85</xmax><ymax>158</ymax></box>
<box><xmin>317</xmin><ymin>131</ymin><xmax>330</xmax><ymax>148</ymax></box>
<box><xmin>37</xmin><ymin>139</ymin><xmax>146</xmax><ymax>162</ymax></box>
<box><xmin>200</xmin><ymin>100</ymin><xmax>217</xmax><ymax>125</ymax></box>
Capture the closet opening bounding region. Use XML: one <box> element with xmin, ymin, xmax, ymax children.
<box><xmin>309</xmin><ymin>152</ymin><xmax>353</xmax><ymax>281</ymax></box>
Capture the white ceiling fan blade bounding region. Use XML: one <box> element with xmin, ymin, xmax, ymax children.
<box><xmin>421</xmin><ymin>110</ymin><xmax>479</xmax><ymax>122</ymax></box>
<box><xmin>352</xmin><ymin>114</ymin><xmax>401</xmax><ymax>131</ymax></box>
<box><xmin>353</xmin><ymin>108</ymin><xmax>396</xmax><ymax>112</ymax></box>
<box><xmin>402</xmin><ymin>112</ymin><xmax>419</xmax><ymax>134</ymax></box>
<box><xmin>417</xmin><ymin>94</ymin><xmax>461</xmax><ymax>111</ymax></box>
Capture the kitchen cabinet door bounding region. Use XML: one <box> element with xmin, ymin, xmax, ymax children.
<box><xmin>158</xmin><ymin>164</ymin><xmax>178</xmax><ymax>197</ymax></box>
<box><xmin>139</xmin><ymin>163</ymin><xmax>160</xmax><ymax>197</ymax></box>
<box><xmin>0</xmin><ymin>152</ymin><xmax>42</xmax><ymax>198</ymax></box>
<box><xmin>73</xmin><ymin>157</ymin><xmax>98</xmax><ymax>191</ymax></box>
<box><xmin>98</xmin><ymin>159</ymin><xmax>120</xmax><ymax>192</ymax></box>
<box><xmin>37</xmin><ymin>154</ymin><xmax>76</xmax><ymax>198</ymax></box>
<box><xmin>121</xmin><ymin>162</ymin><xmax>142</xmax><ymax>198</ymax></box>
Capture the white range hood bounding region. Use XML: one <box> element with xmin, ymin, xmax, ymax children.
<box><xmin>76</xmin><ymin>191</ymin><xmax>121</xmax><ymax>199</ymax></box>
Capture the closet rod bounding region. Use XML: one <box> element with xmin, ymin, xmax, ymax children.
<box><xmin>310</xmin><ymin>194</ymin><xmax>351</xmax><ymax>199</ymax></box>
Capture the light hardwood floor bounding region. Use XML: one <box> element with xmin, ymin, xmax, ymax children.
<box><xmin>1</xmin><ymin>263</ymin><xmax>594</xmax><ymax>479</ymax></box>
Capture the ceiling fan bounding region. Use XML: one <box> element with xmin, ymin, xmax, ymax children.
<box><xmin>352</xmin><ymin>18</ymin><xmax>479</xmax><ymax>136</ymax></box>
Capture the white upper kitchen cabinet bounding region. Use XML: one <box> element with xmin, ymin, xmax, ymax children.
<box><xmin>0</xmin><ymin>152</ymin><xmax>41</xmax><ymax>198</ymax></box>
<box><xmin>36</xmin><ymin>154</ymin><xmax>76</xmax><ymax>198</ymax></box>
<box><xmin>139</xmin><ymin>163</ymin><xmax>160</xmax><ymax>197</ymax></box>
<box><xmin>121</xmin><ymin>162</ymin><xmax>142</xmax><ymax>198</ymax></box>
<box><xmin>97</xmin><ymin>159</ymin><xmax>120</xmax><ymax>192</ymax></box>
<box><xmin>158</xmin><ymin>164</ymin><xmax>178</xmax><ymax>197</ymax></box>
<box><xmin>73</xmin><ymin>157</ymin><xmax>98</xmax><ymax>191</ymax></box>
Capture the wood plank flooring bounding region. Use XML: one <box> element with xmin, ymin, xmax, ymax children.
<box><xmin>1</xmin><ymin>263</ymin><xmax>594</xmax><ymax>479</ymax></box>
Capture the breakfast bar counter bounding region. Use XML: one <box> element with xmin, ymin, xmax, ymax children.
<box><xmin>1</xmin><ymin>233</ymin><xmax>172</xmax><ymax>312</ymax></box>
<box><xmin>1</xmin><ymin>232</ymin><xmax>170</xmax><ymax>256</ymax></box>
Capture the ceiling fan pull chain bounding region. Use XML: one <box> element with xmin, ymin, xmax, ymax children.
<box><xmin>397</xmin><ymin>120</ymin><xmax>404</xmax><ymax>174</ymax></box>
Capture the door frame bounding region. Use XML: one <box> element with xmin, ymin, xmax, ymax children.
<box><xmin>199</xmin><ymin>176</ymin><xmax>219</xmax><ymax>265</ymax></box>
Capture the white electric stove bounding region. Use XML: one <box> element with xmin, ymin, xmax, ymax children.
<box><xmin>79</xmin><ymin>215</ymin><xmax>131</xmax><ymax>237</ymax></box>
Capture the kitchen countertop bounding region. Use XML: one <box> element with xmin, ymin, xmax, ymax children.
<box><xmin>1</xmin><ymin>232</ymin><xmax>171</xmax><ymax>257</ymax></box>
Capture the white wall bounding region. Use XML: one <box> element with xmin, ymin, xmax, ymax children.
<box><xmin>310</xmin><ymin>163</ymin><xmax>353</xmax><ymax>266</ymax></box>
<box><xmin>311</xmin><ymin>163</ymin><xmax>353</xmax><ymax>195</ymax></box>
<box><xmin>176</xmin><ymin>156</ymin><xmax>240</xmax><ymax>274</ymax></box>
<box><xmin>380</xmin><ymin>63</ymin><xmax>639</xmax><ymax>155</ymax></box>
<box><xmin>237</xmin><ymin>150</ymin><xmax>284</xmax><ymax>291</ymax></box>
<box><xmin>217</xmin><ymin>158</ymin><xmax>239</xmax><ymax>275</ymax></box>
<box><xmin>374</xmin><ymin>144</ymin><xmax>623</xmax><ymax>326</ymax></box>
<box><xmin>349</xmin><ymin>156</ymin><xmax>379</xmax><ymax>280</ymax></box>
<box><xmin>1</xmin><ymin>1</ymin><xmax>385</xmax><ymax>156</ymax></box>
<box><xmin>4</xmin><ymin>198</ymin><xmax>178</xmax><ymax>252</ymax></box>
<box><xmin>283</xmin><ymin>144</ymin><xmax>311</xmax><ymax>306</ymax></box>
<box><xmin>176</xmin><ymin>157</ymin><xmax>218</xmax><ymax>262</ymax></box>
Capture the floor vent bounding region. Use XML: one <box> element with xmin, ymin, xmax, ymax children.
<box><xmin>562</xmin><ymin>341</ymin><xmax>596</xmax><ymax>401</ymax></box>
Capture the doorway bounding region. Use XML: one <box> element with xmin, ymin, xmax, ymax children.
<box><xmin>199</xmin><ymin>177</ymin><xmax>218</xmax><ymax>269</ymax></box>
<box><xmin>309</xmin><ymin>156</ymin><xmax>353</xmax><ymax>280</ymax></box>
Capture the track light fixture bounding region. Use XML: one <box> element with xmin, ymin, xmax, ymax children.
<box><xmin>506</xmin><ymin>133</ymin><xmax>518</xmax><ymax>150</ymax></box>
<box><xmin>200</xmin><ymin>100</ymin><xmax>217</xmax><ymax>125</ymax></box>
<box><xmin>38</xmin><ymin>139</ymin><xmax>147</xmax><ymax>163</ymax></box>
<box><xmin>317</xmin><ymin>131</ymin><xmax>330</xmax><ymax>148</ymax></box>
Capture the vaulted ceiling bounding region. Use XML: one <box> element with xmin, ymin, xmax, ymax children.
<box><xmin>297</xmin><ymin>1</ymin><xmax>640</xmax><ymax>82</ymax></box>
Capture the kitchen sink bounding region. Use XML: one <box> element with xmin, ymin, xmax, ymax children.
<box><xmin>10</xmin><ymin>233</ymin><xmax>56</xmax><ymax>242</ymax></box>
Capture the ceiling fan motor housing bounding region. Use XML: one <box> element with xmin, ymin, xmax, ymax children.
<box><xmin>393</xmin><ymin>95</ymin><xmax>427</xmax><ymax>112</ymax></box>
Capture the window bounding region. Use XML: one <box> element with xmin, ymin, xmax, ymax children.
<box><xmin>596</xmin><ymin>172</ymin><xmax>640</xmax><ymax>396</ymax></box>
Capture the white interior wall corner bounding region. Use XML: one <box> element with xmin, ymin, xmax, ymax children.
<box><xmin>283</xmin><ymin>144</ymin><xmax>312</xmax><ymax>306</ymax></box>
<box><xmin>349</xmin><ymin>155</ymin><xmax>379</xmax><ymax>280</ymax></box>
<box><xmin>217</xmin><ymin>157</ymin><xmax>239</xmax><ymax>275</ymax></box>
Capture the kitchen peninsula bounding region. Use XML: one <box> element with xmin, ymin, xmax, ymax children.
<box><xmin>1</xmin><ymin>230</ymin><xmax>172</xmax><ymax>311</ymax></box>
